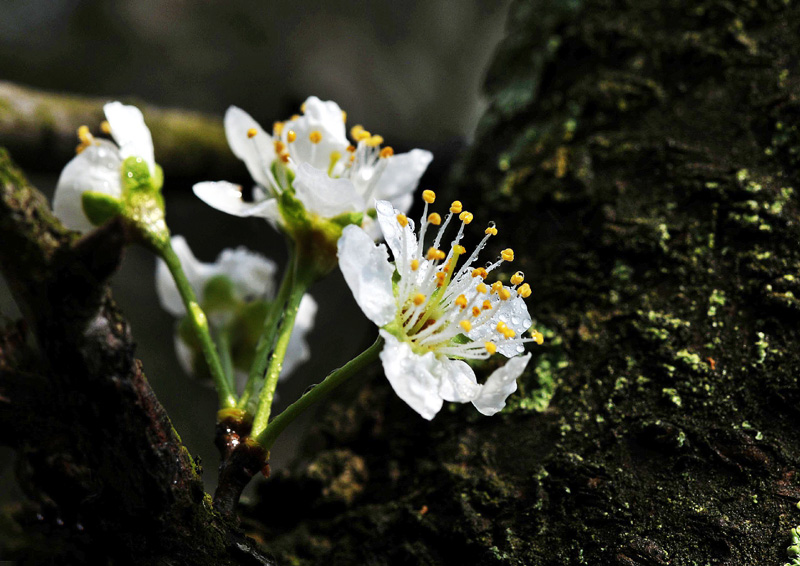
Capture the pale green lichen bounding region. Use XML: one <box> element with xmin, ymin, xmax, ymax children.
<box><xmin>707</xmin><ymin>289</ymin><xmax>726</xmax><ymax>317</ymax></box>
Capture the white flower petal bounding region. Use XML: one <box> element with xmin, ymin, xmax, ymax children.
<box><xmin>437</xmin><ymin>359</ymin><xmax>480</xmax><ymax>403</ymax></box>
<box><xmin>282</xmin><ymin>294</ymin><xmax>318</xmax><ymax>379</ymax></box>
<box><xmin>468</xmin><ymin>292</ymin><xmax>532</xmax><ymax>358</ymax></box>
<box><xmin>375</xmin><ymin>199</ymin><xmax>417</xmax><ymax>263</ymax></box>
<box><xmin>379</xmin><ymin>330</ymin><xmax>444</xmax><ymax>420</ymax></box>
<box><xmin>193</xmin><ymin>181</ymin><xmax>280</xmax><ymax>221</ymax></box>
<box><xmin>282</xmin><ymin>97</ymin><xmax>349</xmax><ymax>172</ymax></box>
<box><xmin>337</xmin><ymin>225</ymin><xmax>396</xmax><ymax>327</ymax></box>
<box><xmin>155</xmin><ymin>235</ymin><xmax>213</xmax><ymax>316</ymax></box>
<box><xmin>224</xmin><ymin>106</ymin><xmax>276</xmax><ymax>190</ymax></box>
<box><xmin>293</xmin><ymin>162</ymin><xmax>364</xmax><ymax>217</ymax></box>
<box><xmin>472</xmin><ymin>353</ymin><xmax>532</xmax><ymax>416</ymax></box>
<box><xmin>53</xmin><ymin>140</ymin><xmax>123</xmax><ymax>232</ymax></box>
<box><xmin>103</xmin><ymin>102</ymin><xmax>155</xmax><ymax>175</ymax></box>
<box><xmin>215</xmin><ymin>247</ymin><xmax>278</xmax><ymax>302</ymax></box>
<box><xmin>374</xmin><ymin>149</ymin><xmax>433</xmax><ymax>201</ymax></box>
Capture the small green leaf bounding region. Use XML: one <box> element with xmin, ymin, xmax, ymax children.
<box><xmin>81</xmin><ymin>191</ymin><xmax>123</xmax><ymax>226</ymax></box>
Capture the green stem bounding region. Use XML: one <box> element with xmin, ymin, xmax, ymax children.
<box><xmin>216</xmin><ymin>326</ymin><xmax>236</xmax><ymax>394</ymax></box>
<box><xmin>255</xmin><ymin>336</ymin><xmax>384</xmax><ymax>451</ymax></box>
<box><xmin>249</xmin><ymin>269</ymin><xmax>311</xmax><ymax>437</ymax></box>
<box><xmin>237</xmin><ymin>250</ymin><xmax>296</xmax><ymax>410</ymax></box>
<box><xmin>160</xmin><ymin>242</ymin><xmax>236</xmax><ymax>409</ymax></box>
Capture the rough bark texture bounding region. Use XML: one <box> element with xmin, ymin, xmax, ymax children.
<box><xmin>0</xmin><ymin>149</ymin><xmax>274</xmax><ymax>564</ymax></box>
<box><xmin>244</xmin><ymin>1</ymin><xmax>800</xmax><ymax>564</ymax></box>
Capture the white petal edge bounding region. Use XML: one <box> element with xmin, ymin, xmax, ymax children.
<box><xmin>337</xmin><ymin>225</ymin><xmax>396</xmax><ymax>327</ymax></box>
<box><xmin>53</xmin><ymin>140</ymin><xmax>123</xmax><ymax>232</ymax></box>
<box><xmin>293</xmin><ymin>163</ymin><xmax>364</xmax><ymax>218</ymax></box>
<box><xmin>224</xmin><ymin>106</ymin><xmax>276</xmax><ymax>190</ymax></box>
<box><xmin>374</xmin><ymin>149</ymin><xmax>433</xmax><ymax>201</ymax></box>
<box><xmin>193</xmin><ymin>181</ymin><xmax>280</xmax><ymax>221</ymax></box>
<box><xmin>379</xmin><ymin>330</ymin><xmax>444</xmax><ymax>420</ymax></box>
<box><xmin>471</xmin><ymin>353</ymin><xmax>532</xmax><ymax>416</ymax></box>
<box><xmin>375</xmin><ymin>199</ymin><xmax>417</xmax><ymax>264</ymax></box>
<box><xmin>103</xmin><ymin>102</ymin><xmax>155</xmax><ymax>175</ymax></box>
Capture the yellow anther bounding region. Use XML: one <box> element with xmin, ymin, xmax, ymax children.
<box><xmin>485</xmin><ymin>342</ymin><xmax>497</xmax><ymax>355</ymax></box>
<box><xmin>472</xmin><ymin>267</ymin><xmax>488</xmax><ymax>279</ymax></box>
<box><xmin>309</xmin><ymin>130</ymin><xmax>323</xmax><ymax>144</ymax></box>
<box><xmin>75</xmin><ymin>143</ymin><xmax>85</xmax><ymax>154</ymax></box>
<box><xmin>517</xmin><ymin>283</ymin><xmax>532</xmax><ymax>298</ymax></box>
<box><xmin>346</xmin><ymin>144</ymin><xmax>356</xmax><ymax>152</ymax></box>
<box><xmin>413</xmin><ymin>293</ymin><xmax>426</xmax><ymax>306</ymax></box>
<box><xmin>428</xmin><ymin>213</ymin><xmax>442</xmax><ymax>225</ymax></box>
<box><xmin>77</xmin><ymin>125</ymin><xmax>92</xmax><ymax>143</ymax></box>
<box><xmin>459</xmin><ymin>211</ymin><xmax>474</xmax><ymax>224</ymax></box>
<box><xmin>460</xmin><ymin>320</ymin><xmax>473</xmax><ymax>332</ymax></box>
<box><xmin>503</xmin><ymin>328</ymin><xmax>517</xmax><ymax>339</ymax></box>
<box><xmin>532</xmin><ymin>330</ymin><xmax>544</xmax><ymax>345</ymax></box>
<box><xmin>247</xmin><ymin>128</ymin><xmax>258</xmax><ymax>139</ymax></box>
<box><xmin>422</xmin><ymin>190</ymin><xmax>436</xmax><ymax>203</ymax></box>
<box><xmin>279</xmin><ymin>152</ymin><xmax>291</xmax><ymax>163</ymax></box>
<box><xmin>411</xmin><ymin>259</ymin><xmax>420</xmax><ymax>271</ymax></box>
<box><xmin>301</xmin><ymin>102</ymin><xmax>307</xmax><ymax>113</ymax></box>
<box><xmin>356</xmin><ymin>131</ymin><xmax>371</xmax><ymax>142</ymax></box>
<box><xmin>501</xmin><ymin>248</ymin><xmax>515</xmax><ymax>262</ymax></box>
<box><xmin>476</xmin><ymin>283</ymin><xmax>488</xmax><ymax>294</ymax></box>
<box><xmin>485</xmin><ymin>225</ymin><xmax>498</xmax><ymax>236</ymax></box>
<box><xmin>496</xmin><ymin>321</ymin><xmax>507</xmax><ymax>332</ymax></box>
<box><xmin>290</xmin><ymin>114</ymin><xmax>300</xmax><ymax>121</ymax></box>
<box><xmin>274</xmin><ymin>141</ymin><xmax>286</xmax><ymax>154</ymax></box>
<box><xmin>453</xmin><ymin>245</ymin><xmax>466</xmax><ymax>255</ymax></box>
<box><xmin>100</xmin><ymin>120</ymin><xmax>111</xmax><ymax>134</ymax></box>
<box><xmin>350</xmin><ymin>125</ymin><xmax>365</xmax><ymax>139</ymax></box>
<box><xmin>455</xmin><ymin>295</ymin><xmax>468</xmax><ymax>309</ymax></box>
<box><xmin>499</xmin><ymin>288</ymin><xmax>512</xmax><ymax>301</ymax></box>
<box><xmin>273</xmin><ymin>121</ymin><xmax>284</xmax><ymax>135</ymax></box>
<box><xmin>450</xmin><ymin>200</ymin><xmax>463</xmax><ymax>214</ymax></box>
<box><xmin>482</xmin><ymin>300</ymin><xmax>493</xmax><ymax>310</ymax></box>
<box><xmin>491</xmin><ymin>281</ymin><xmax>504</xmax><ymax>294</ymax></box>
<box><xmin>287</xmin><ymin>130</ymin><xmax>297</xmax><ymax>143</ymax></box>
<box><xmin>366</xmin><ymin>135</ymin><xmax>384</xmax><ymax>147</ymax></box>
<box><xmin>380</xmin><ymin>146</ymin><xmax>394</xmax><ymax>158</ymax></box>
<box><xmin>472</xmin><ymin>306</ymin><xmax>482</xmax><ymax>317</ymax></box>
<box><xmin>510</xmin><ymin>271</ymin><xmax>525</xmax><ymax>286</ymax></box>
<box><xmin>427</xmin><ymin>247</ymin><xmax>445</xmax><ymax>261</ymax></box>
<box><xmin>341</xmin><ymin>110</ymin><xmax>347</xmax><ymax>122</ymax></box>
<box><xmin>396</xmin><ymin>214</ymin><xmax>409</xmax><ymax>227</ymax></box>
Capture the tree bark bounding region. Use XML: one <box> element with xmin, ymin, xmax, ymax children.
<box><xmin>244</xmin><ymin>1</ymin><xmax>800</xmax><ymax>564</ymax></box>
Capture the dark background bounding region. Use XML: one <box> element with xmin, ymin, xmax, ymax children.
<box><xmin>0</xmin><ymin>0</ymin><xmax>510</xmax><ymax>500</ymax></box>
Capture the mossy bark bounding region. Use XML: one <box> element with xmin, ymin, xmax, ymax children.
<box><xmin>246</xmin><ymin>1</ymin><xmax>800</xmax><ymax>564</ymax></box>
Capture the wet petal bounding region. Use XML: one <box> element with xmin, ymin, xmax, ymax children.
<box><xmin>375</xmin><ymin>200</ymin><xmax>418</xmax><ymax>264</ymax></box>
<box><xmin>472</xmin><ymin>353</ymin><xmax>532</xmax><ymax>416</ymax></box>
<box><xmin>104</xmin><ymin>102</ymin><xmax>155</xmax><ymax>175</ymax></box>
<box><xmin>293</xmin><ymin>162</ymin><xmax>364</xmax><ymax>217</ymax></box>
<box><xmin>379</xmin><ymin>330</ymin><xmax>444</xmax><ymax>420</ymax></box>
<box><xmin>437</xmin><ymin>358</ymin><xmax>480</xmax><ymax>403</ymax></box>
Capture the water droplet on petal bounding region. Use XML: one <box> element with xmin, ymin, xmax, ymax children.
<box><xmin>523</xmin><ymin>319</ymin><xmax>531</xmax><ymax>327</ymax></box>
<box><xmin>511</xmin><ymin>316</ymin><xmax>520</xmax><ymax>325</ymax></box>
<box><xmin>516</xmin><ymin>344</ymin><xmax>525</xmax><ymax>353</ymax></box>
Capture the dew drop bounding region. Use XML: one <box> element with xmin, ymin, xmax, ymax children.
<box><xmin>511</xmin><ymin>316</ymin><xmax>521</xmax><ymax>325</ymax></box>
<box><xmin>516</xmin><ymin>344</ymin><xmax>525</xmax><ymax>353</ymax></box>
<box><xmin>523</xmin><ymin>319</ymin><xmax>531</xmax><ymax>327</ymax></box>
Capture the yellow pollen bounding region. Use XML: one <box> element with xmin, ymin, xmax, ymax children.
<box><xmin>472</xmin><ymin>267</ymin><xmax>488</xmax><ymax>279</ymax></box>
<box><xmin>366</xmin><ymin>135</ymin><xmax>384</xmax><ymax>147</ymax></box>
<box><xmin>532</xmin><ymin>330</ymin><xmax>544</xmax><ymax>345</ymax></box>
<box><xmin>518</xmin><ymin>283</ymin><xmax>532</xmax><ymax>298</ymax></box>
<box><xmin>422</xmin><ymin>190</ymin><xmax>436</xmax><ymax>203</ymax></box>
<box><xmin>247</xmin><ymin>128</ymin><xmax>258</xmax><ymax>139</ymax></box>
<box><xmin>442</xmin><ymin>263</ymin><xmax>451</xmax><ymax>273</ymax></box>
<box><xmin>511</xmin><ymin>271</ymin><xmax>525</xmax><ymax>286</ymax></box>
<box><xmin>476</xmin><ymin>283</ymin><xmax>488</xmax><ymax>294</ymax></box>
<box><xmin>455</xmin><ymin>295</ymin><xmax>467</xmax><ymax>309</ymax></box>
<box><xmin>472</xmin><ymin>306</ymin><xmax>481</xmax><ymax>317</ymax></box>
<box><xmin>501</xmin><ymin>248</ymin><xmax>515</xmax><ymax>262</ymax></box>
<box><xmin>75</xmin><ymin>143</ymin><xmax>85</xmax><ymax>154</ymax></box>
<box><xmin>290</xmin><ymin>114</ymin><xmax>300</xmax><ymax>121</ymax></box>
<box><xmin>346</xmin><ymin>144</ymin><xmax>356</xmax><ymax>152</ymax></box>
<box><xmin>396</xmin><ymin>213</ymin><xmax>409</xmax><ymax>227</ymax></box>
<box><xmin>485</xmin><ymin>225</ymin><xmax>498</xmax><ymax>236</ymax></box>
<box><xmin>279</xmin><ymin>152</ymin><xmax>290</xmax><ymax>163</ymax></box>
<box><xmin>300</xmin><ymin>102</ymin><xmax>307</xmax><ymax>113</ymax></box>
<box><xmin>273</xmin><ymin>121</ymin><xmax>284</xmax><ymax>135</ymax></box>
<box><xmin>450</xmin><ymin>200</ymin><xmax>463</xmax><ymax>214</ymax></box>
<box><xmin>287</xmin><ymin>130</ymin><xmax>297</xmax><ymax>143</ymax></box>
<box><xmin>485</xmin><ymin>342</ymin><xmax>497</xmax><ymax>355</ymax></box>
<box><xmin>453</xmin><ymin>245</ymin><xmax>466</xmax><ymax>255</ymax></box>
<box><xmin>411</xmin><ymin>259</ymin><xmax>420</xmax><ymax>271</ymax></box>
<box><xmin>350</xmin><ymin>125</ymin><xmax>365</xmax><ymax>139</ymax></box>
<box><xmin>413</xmin><ymin>293</ymin><xmax>426</xmax><ymax>306</ymax></box>
<box><xmin>356</xmin><ymin>131</ymin><xmax>371</xmax><ymax>142</ymax></box>
<box><xmin>482</xmin><ymin>300</ymin><xmax>493</xmax><ymax>310</ymax></box>
<box><xmin>380</xmin><ymin>146</ymin><xmax>394</xmax><ymax>158</ymax></box>
<box><xmin>491</xmin><ymin>281</ymin><xmax>504</xmax><ymax>294</ymax></box>
<box><xmin>100</xmin><ymin>120</ymin><xmax>111</xmax><ymax>134</ymax></box>
<box><xmin>341</xmin><ymin>110</ymin><xmax>347</xmax><ymax>122</ymax></box>
<box><xmin>427</xmin><ymin>247</ymin><xmax>445</xmax><ymax>261</ymax></box>
<box><xmin>499</xmin><ymin>288</ymin><xmax>512</xmax><ymax>301</ymax></box>
<box><xmin>349</xmin><ymin>154</ymin><xmax>356</xmax><ymax>162</ymax></box>
<box><xmin>274</xmin><ymin>141</ymin><xmax>286</xmax><ymax>153</ymax></box>
<box><xmin>309</xmin><ymin>131</ymin><xmax>322</xmax><ymax>144</ymax></box>
<box><xmin>503</xmin><ymin>328</ymin><xmax>517</xmax><ymax>339</ymax></box>
<box><xmin>77</xmin><ymin>125</ymin><xmax>92</xmax><ymax>143</ymax></box>
<box><xmin>428</xmin><ymin>213</ymin><xmax>442</xmax><ymax>225</ymax></box>
<box><xmin>460</xmin><ymin>320</ymin><xmax>472</xmax><ymax>332</ymax></box>
<box><xmin>459</xmin><ymin>211</ymin><xmax>474</xmax><ymax>224</ymax></box>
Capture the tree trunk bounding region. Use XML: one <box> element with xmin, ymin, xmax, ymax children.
<box><xmin>3</xmin><ymin>0</ymin><xmax>800</xmax><ymax>564</ymax></box>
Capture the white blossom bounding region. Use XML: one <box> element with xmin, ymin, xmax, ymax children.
<box><xmin>53</xmin><ymin>102</ymin><xmax>155</xmax><ymax>232</ymax></box>
<box><xmin>337</xmin><ymin>192</ymin><xmax>542</xmax><ymax>420</ymax></box>
<box><xmin>193</xmin><ymin>96</ymin><xmax>432</xmax><ymax>234</ymax></box>
<box><xmin>155</xmin><ymin>236</ymin><xmax>317</xmax><ymax>388</ymax></box>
